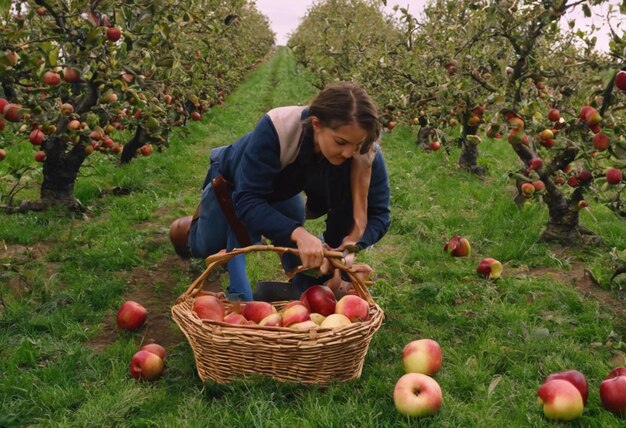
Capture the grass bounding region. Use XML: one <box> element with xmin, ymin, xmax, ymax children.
<box><xmin>1</xmin><ymin>47</ymin><xmax>625</xmax><ymax>427</ymax></box>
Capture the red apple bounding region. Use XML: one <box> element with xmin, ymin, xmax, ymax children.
<box><xmin>242</xmin><ymin>301</ymin><xmax>277</xmax><ymax>324</ymax></box>
<box><xmin>599</xmin><ymin>374</ymin><xmax>626</xmax><ymax>416</ymax></box>
<box><xmin>544</xmin><ymin>370</ymin><xmax>588</xmax><ymax>405</ymax></box>
<box><xmin>163</xmin><ymin>94</ymin><xmax>173</xmax><ymax>105</ymax></box>
<box><xmin>0</xmin><ymin>97</ymin><xmax>9</xmax><ymax>113</ymax></box>
<box><xmin>605</xmin><ymin>367</ymin><xmax>626</xmax><ymax>379</ymax></box>
<box><xmin>3</xmin><ymin>103</ymin><xmax>22</xmax><ymax>122</ymax></box>
<box><xmin>300</xmin><ymin>285</ymin><xmax>336</xmax><ymax>316</ymax></box>
<box><xmin>547</xmin><ymin>108</ymin><xmax>561</xmax><ymax>122</ymax></box>
<box><xmin>68</xmin><ymin>119</ymin><xmax>81</xmax><ymax>130</ymax></box>
<box><xmin>320</xmin><ymin>313</ymin><xmax>351</xmax><ymax>328</ymax></box>
<box><xmin>429</xmin><ymin>140</ymin><xmax>441</xmax><ymax>151</ymax></box>
<box><xmin>476</xmin><ymin>258</ymin><xmax>503</xmax><ymax>280</ymax></box>
<box><xmin>223</xmin><ymin>312</ymin><xmax>248</xmax><ymax>325</ymax></box>
<box><xmin>34</xmin><ymin>150</ymin><xmax>46</xmax><ymax>162</ymax></box>
<box><xmin>567</xmin><ymin>175</ymin><xmax>579</xmax><ymax>188</ymax></box>
<box><xmin>578</xmin><ymin>170</ymin><xmax>593</xmax><ymax>184</ymax></box>
<box><xmin>29</xmin><ymin>129</ymin><xmax>45</xmax><ymax>146</ymax></box>
<box><xmin>140</xmin><ymin>343</ymin><xmax>166</xmax><ymax>360</ymax></box>
<box><xmin>116</xmin><ymin>300</ymin><xmax>147</xmax><ymax>330</ymax></box>
<box><xmin>521</xmin><ymin>182</ymin><xmax>535</xmax><ymax>197</ymax></box>
<box><xmin>578</xmin><ymin>105</ymin><xmax>595</xmax><ymax>121</ymax></box>
<box><xmin>0</xmin><ymin>148</ymin><xmax>6</xmax><ymax>161</ymax></box>
<box><xmin>537</xmin><ymin>379</ymin><xmax>584</xmax><ymax>421</ymax></box>
<box><xmin>139</xmin><ymin>144</ymin><xmax>153</xmax><ymax>156</ymax></box>
<box><xmin>106</xmin><ymin>26</ymin><xmax>122</xmax><ymax>42</ymax></box>
<box><xmin>192</xmin><ymin>295</ymin><xmax>225</xmax><ymax>322</ymax></box>
<box><xmin>606</xmin><ymin>168</ymin><xmax>622</xmax><ymax>185</ymax></box>
<box><xmin>444</xmin><ymin>235</ymin><xmax>471</xmax><ymax>257</ymax></box>
<box><xmin>393</xmin><ymin>373</ymin><xmax>443</xmax><ymax>417</ymax></box>
<box><xmin>60</xmin><ymin>103</ymin><xmax>74</xmax><ymax>115</ymax></box>
<box><xmin>593</xmin><ymin>133</ymin><xmax>610</xmax><ymax>151</ymax></box>
<box><xmin>335</xmin><ymin>295</ymin><xmax>369</xmax><ymax>322</ymax></box>
<box><xmin>532</xmin><ymin>180</ymin><xmax>545</xmax><ymax>193</ymax></box>
<box><xmin>615</xmin><ymin>71</ymin><xmax>626</xmax><ymax>91</ymax></box>
<box><xmin>281</xmin><ymin>303</ymin><xmax>310</xmax><ymax>326</ymax></box>
<box><xmin>588</xmin><ymin>123</ymin><xmax>601</xmax><ymax>134</ymax></box>
<box><xmin>585</xmin><ymin>109</ymin><xmax>601</xmax><ymax>126</ymax></box>
<box><xmin>43</xmin><ymin>71</ymin><xmax>61</xmax><ymax>86</ymax></box>
<box><xmin>528</xmin><ymin>158</ymin><xmax>543</xmax><ymax>171</ymax></box>
<box><xmin>130</xmin><ymin>350</ymin><xmax>164</xmax><ymax>381</ymax></box>
<box><xmin>539</xmin><ymin>138</ymin><xmax>555</xmax><ymax>149</ymax></box>
<box><xmin>63</xmin><ymin>68</ymin><xmax>80</xmax><ymax>83</ymax></box>
<box><xmin>258</xmin><ymin>313</ymin><xmax>283</xmax><ymax>327</ymax></box>
<box><xmin>190</xmin><ymin>111</ymin><xmax>202</xmax><ymax>121</ymax></box>
<box><xmin>402</xmin><ymin>339</ymin><xmax>442</xmax><ymax>376</ymax></box>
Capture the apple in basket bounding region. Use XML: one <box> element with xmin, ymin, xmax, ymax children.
<box><xmin>259</xmin><ymin>313</ymin><xmax>283</xmax><ymax>327</ymax></box>
<box><xmin>320</xmin><ymin>313</ymin><xmax>351</xmax><ymax>328</ymax></box>
<box><xmin>192</xmin><ymin>295</ymin><xmax>225</xmax><ymax>321</ymax></box>
<box><xmin>116</xmin><ymin>300</ymin><xmax>147</xmax><ymax>330</ymax></box>
<box><xmin>282</xmin><ymin>303</ymin><xmax>310</xmax><ymax>327</ymax></box>
<box><xmin>242</xmin><ymin>301</ymin><xmax>277</xmax><ymax>324</ymax></box>
<box><xmin>130</xmin><ymin>350</ymin><xmax>164</xmax><ymax>381</ymax></box>
<box><xmin>290</xmin><ymin>320</ymin><xmax>319</xmax><ymax>331</ymax></box>
<box><xmin>223</xmin><ymin>312</ymin><xmax>248</xmax><ymax>325</ymax></box>
<box><xmin>140</xmin><ymin>343</ymin><xmax>166</xmax><ymax>360</ymax></box>
<box><xmin>310</xmin><ymin>313</ymin><xmax>326</xmax><ymax>325</ymax></box>
<box><xmin>335</xmin><ymin>295</ymin><xmax>369</xmax><ymax>322</ymax></box>
<box><xmin>300</xmin><ymin>285</ymin><xmax>336</xmax><ymax>316</ymax></box>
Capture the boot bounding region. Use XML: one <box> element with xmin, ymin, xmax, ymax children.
<box><xmin>169</xmin><ymin>215</ymin><xmax>193</xmax><ymax>259</ymax></box>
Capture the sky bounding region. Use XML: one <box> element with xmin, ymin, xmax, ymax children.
<box><xmin>253</xmin><ymin>0</ymin><xmax>620</xmax><ymax>52</ymax></box>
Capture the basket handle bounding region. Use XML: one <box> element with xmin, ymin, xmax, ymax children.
<box><xmin>178</xmin><ymin>244</ymin><xmax>376</xmax><ymax>306</ymax></box>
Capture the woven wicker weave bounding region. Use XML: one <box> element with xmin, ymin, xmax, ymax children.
<box><xmin>171</xmin><ymin>245</ymin><xmax>384</xmax><ymax>385</ymax></box>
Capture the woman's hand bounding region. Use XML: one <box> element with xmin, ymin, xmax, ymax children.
<box><xmin>291</xmin><ymin>226</ymin><xmax>324</xmax><ymax>269</ymax></box>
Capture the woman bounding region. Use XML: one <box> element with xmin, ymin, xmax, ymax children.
<box><xmin>183</xmin><ymin>82</ymin><xmax>390</xmax><ymax>300</ymax></box>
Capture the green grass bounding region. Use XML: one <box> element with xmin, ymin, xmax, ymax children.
<box><xmin>1</xmin><ymin>47</ymin><xmax>625</xmax><ymax>427</ymax></box>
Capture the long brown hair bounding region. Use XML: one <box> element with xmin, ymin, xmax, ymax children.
<box><xmin>307</xmin><ymin>82</ymin><xmax>381</xmax><ymax>154</ymax></box>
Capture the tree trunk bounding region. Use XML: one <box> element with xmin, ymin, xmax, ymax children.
<box><xmin>458</xmin><ymin>123</ymin><xmax>485</xmax><ymax>175</ymax></box>
<box><xmin>120</xmin><ymin>126</ymin><xmax>148</xmax><ymax>164</ymax></box>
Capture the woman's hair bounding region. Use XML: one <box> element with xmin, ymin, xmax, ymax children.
<box><xmin>307</xmin><ymin>82</ymin><xmax>381</xmax><ymax>154</ymax></box>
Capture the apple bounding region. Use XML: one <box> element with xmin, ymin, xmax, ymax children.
<box><xmin>605</xmin><ymin>367</ymin><xmax>626</xmax><ymax>379</ymax></box>
<box><xmin>538</xmin><ymin>129</ymin><xmax>553</xmax><ymax>141</ymax></box>
<box><xmin>393</xmin><ymin>373</ymin><xmax>443</xmax><ymax>417</ymax></box>
<box><xmin>320</xmin><ymin>313</ymin><xmax>351</xmax><ymax>328</ymax></box>
<box><xmin>386</xmin><ymin>120</ymin><xmax>398</xmax><ymax>131</ymax></box>
<box><xmin>139</xmin><ymin>144</ymin><xmax>153</xmax><ymax>156</ymax></box>
<box><xmin>0</xmin><ymin>98</ymin><xmax>8</xmax><ymax>114</ymax></box>
<box><xmin>223</xmin><ymin>312</ymin><xmax>248</xmax><ymax>325</ymax></box>
<box><xmin>192</xmin><ymin>295</ymin><xmax>225</xmax><ymax>321</ymax></box>
<box><xmin>600</xmin><ymin>374</ymin><xmax>626</xmax><ymax>416</ymax></box>
<box><xmin>544</xmin><ymin>370</ymin><xmax>588</xmax><ymax>405</ymax></box>
<box><xmin>402</xmin><ymin>339</ymin><xmax>442</xmax><ymax>376</ymax></box>
<box><xmin>191</xmin><ymin>111</ymin><xmax>201</xmax><ymax>121</ymax></box>
<box><xmin>585</xmin><ymin>109</ymin><xmax>601</xmax><ymax>126</ymax></box>
<box><xmin>309</xmin><ymin>313</ymin><xmax>326</xmax><ymax>325</ymax></box>
<box><xmin>300</xmin><ymin>285</ymin><xmax>336</xmax><ymax>316</ymax></box>
<box><xmin>588</xmin><ymin>123</ymin><xmax>601</xmax><ymax>134</ymax></box>
<box><xmin>521</xmin><ymin>182</ymin><xmax>535</xmax><ymax>197</ymax></box>
<box><xmin>63</xmin><ymin>68</ymin><xmax>80</xmax><ymax>83</ymax></box>
<box><xmin>539</xmin><ymin>138</ymin><xmax>555</xmax><ymax>149</ymax></box>
<box><xmin>567</xmin><ymin>175</ymin><xmax>579</xmax><ymax>188</ymax></box>
<box><xmin>0</xmin><ymin>148</ymin><xmax>6</xmax><ymax>161</ymax></box>
<box><xmin>593</xmin><ymin>133</ymin><xmax>609</xmax><ymax>151</ymax></box>
<box><xmin>116</xmin><ymin>301</ymin><xmax>147</xmax><ymax>331</ymax></box>
<box><xmin>429</xmin><ymin>141</ymin><xmax>441</xmax><ymax>151</ymax></box>
<box><xmin>163</xmin><ymin>94</ymin><xmax>173</xmax><ymax>105</ymax></box>
<box><xmin>242</xmin><ymin>301</ymin><xmax>277</xmax><ymax>324</ymax></box>
<box><xmin>554</xmin><ymin>176</ymin><xmax>565</xmax><ymax>186</ymax></box>
<box><xmin>532</xmin><ymin>180</ymin><xmax>545</xmax><ymax>193</ymax></box>
<box><xmin>578</xmin><ymin>105</ymin><xmax>595</xmax><ymax>120</ymax></box>
<box><xmin>282</xmin><ymin>303</ymin><xmax>310</xmax><ymax>326</ymax></box>
<box><xmin>547</xmin><ymin>108</ymin><xmax>561</xmax><ymax>122</ymax></box>
<box><xmin>444</xmin><ymin>235</ymin><xmax>471</xmax><ymax>257</ymax></box>
<box><xmin>130</xmin><ymin>350</ymin><xmax>164</xmax><ymax>381</ymax></box>
<box><xmin>335</xmin><ymin>295</ymin><xmax>369</xmax><ymax>322</ymax></box>
<box><xmin>258</xmin><ymin>312</ymin><xmax>283</xmax><ymax>327</ymax></box>
<box><xmin>106</xmin><ymin>26</ymin><xmax>122</xmax><ymax>42</ymax></box>
<box><xmin>68</xmin><ymin>119</ymin><xmax>81</xmax><ymax>130</ymax></box>
<box><xmin>606</xmin><ymin>168</ymin><xmax>622</xmax><ymax>185</ymax></box>
<box><xmin>60</xmin><ymin>103</ymin><xmax>74</xmax><ymax>115</ymax></box>
<box><xmin>578</xmin><ymin>200</ymin><xmax>589</xmax><ymax>209</ymax></box>
<box><xmin>3</xmin><ymin>103</ymin><xmax>22</xmax><ymax>122</ymax></box>
<box><xmin>476</xmin><ymin>258</ymin><xmax>503</xmax><ymax>280</ymax></box>
<box><xmin>290</xmin><ymin>320</ymin><xmax>319</xmax><ymax>331</ymax></box>
<box><xmin>537</xmin><ymin>379</ymin><xmax>584</xmax><ymax>421</ymax></box>
<box><xmin>528</xmin><ymin>158</ymin><xmax>543</xmax><ymax>171</ymax></box>
<box><xmin>43</xmin><ymin>71</ymin><xmax>61</xmax><ymax>86</ymax></box>
<box><xmin>34</xmin><ymin>150</ymin><xmax>46</xmax><ymax>162</ymax></box>
<box><xmin>615</xmin><ymin>71</ymin><xmax>626</xmax><ymax>91</ymax></box>
<box><xmin>140</xmin><ymin>343</ymin><xmax>166</xmax><ymax>360</ymax></box>
<box><xmin>29</xmin><ymin>129</ymin><xmax>45</xmax><ymax>146</ymax></box>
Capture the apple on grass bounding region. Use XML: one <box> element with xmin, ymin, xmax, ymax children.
<box><xmin>393</xmin><ymin>373</ymin><xmax>443</xmax><ymax>417</ymax></box>
<box><xmin>537</xmin><ymin>379</ymin><xmax>584</xmax><ymax>421</ymax></box>
<box><xmin>600</xmin><ymin>371</ymin><xmax>626</xmax><ymax>416</ymax></box>
<box><xmin>116</xmin><ymin>301</ymin><xmax>147</xmax><ymax>331</ymax></box>
<box><xmin>476</xmin><ymin>258</ymin><xmax>503</xmax><ymax>280</ymax></box>
<box><xmin>444</xmin><ymin>235</ymin><xmax>470</xmax><ymax>257</ymax></box>
<box><xmin>140</xmin><ymin>343</ymin><xmax>166</xmax><ymax>360</ymax></box>
<box><xmin>192</xmin><ymin>295</ymin><xmax>225</xmax><ymax>322</ymax></box>
<box><xmin>402</xmin><ymin>339</ymin><xmax>442</xmax><ymax>376</ymax></box>
<box><xmin>130</xmin><ymin>350</ymin><xmax>164</xmax><ymax>381</ymax></box>
<box><xmin>544</xmin><ymin>369</ymin><xmax>588</xmax><ymax>405</ymax></box>
<box><xmin>300</xmin><ymin>285</ymin><xmax>336</xmax><ymax>316</ymax></box>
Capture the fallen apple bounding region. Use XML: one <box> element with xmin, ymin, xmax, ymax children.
<box><xmin>544</xmin><ymin>369</ymin><xmax>588</xmax><ymax>405</ymax></box>
<box><xmin>537</xmin><ymin>379</ymin><xmax>584</xmax><ymax>421</ymax></box>
<box><xmin>116</xmin><ymin>300</ymin><xmax>147</xmax><ymax>331</ymax></box>
<box><xmin>444</xmin><ymin>235</ymin><xmax>471</xmax><ymax>257</ymax></box>
<box><xmin>600</xmin><ymin>373</ymin><xmax>626</xmax><ymax>416</ymax></box>
<box><xmin>140</xmin><ymin>343</ymin><xmax>166</xmax><ymax>360</ymax></box>
<box><xmin>393</xmin><ymin>373</ymin><xmax>443</xmax><ymax>417</ymax></box>
<box><xmin>402</xmin><ymin>339</ymin><xmax>443</xmax><ymax>376</ymax></box>
<box><xmin>476</xmin><ymin>258</ymin><xmax>503</xmax><ymax>280</ymax></box>
<box><xmin>606</xmin><ymin>168</ymin><xmax>622</xmax><ymax>185</ymax></box>
<box><xmin>130</xmin><ymin>350</ymin><xmax>164</xmax><ymax>381</ymax></box>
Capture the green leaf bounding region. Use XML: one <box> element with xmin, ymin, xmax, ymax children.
<box><xmin>582</xmin><ymin>3</ymin><xmax>591</xmax><ymax>18</ymax></box>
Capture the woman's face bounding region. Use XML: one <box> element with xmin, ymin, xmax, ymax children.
<box><xmin>311</xmin><ymin>117</ymin><xmax>367</xmax><ymax>166</ymax></box>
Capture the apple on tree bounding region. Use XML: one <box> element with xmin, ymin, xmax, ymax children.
<box><xmin>393</xmin><ymin>373</ymin><xmax>443</xmax><ymax>417</ymax></box>
<box><xmin>116</xmin><ymin>300</ymin><xmax>147</xmax><ymax>330</ymax></box>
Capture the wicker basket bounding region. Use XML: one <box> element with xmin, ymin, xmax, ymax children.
<box><xmin>171</xmin><ymin>245</ymin><xmax>384</xmax><ymax>385</ymax></box>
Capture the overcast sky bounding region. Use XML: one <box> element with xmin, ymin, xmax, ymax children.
<box><xmin>254</xmin><ymin>0</ymin><xmax>619</xmax><ymax>51</ymax></box>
